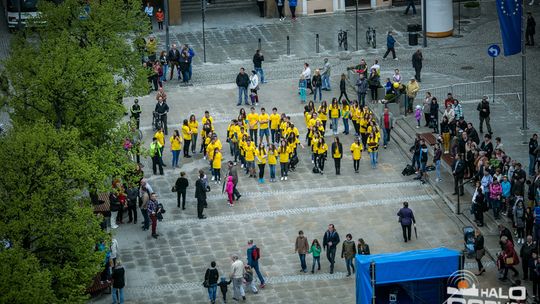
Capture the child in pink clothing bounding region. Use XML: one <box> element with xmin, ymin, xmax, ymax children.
<box><xmin>414</xmin><ymin>105</ymin><xmax>422</xmax><ymax>128</ymax></box>
<box><xmin>225</xmin><ymin>176</ymin><xmax>234</xmax><ymax>206</ymax></box>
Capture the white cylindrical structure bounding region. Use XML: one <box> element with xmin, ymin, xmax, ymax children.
<box><xmin>423</xmin><ymin>0</ymin><xmax>453</xmax><ymax>37</ymax></box>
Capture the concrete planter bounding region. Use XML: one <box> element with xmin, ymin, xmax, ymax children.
<box><xmin>462</xmin><ymin>6</ymin><xmax>481</xmax><ymax>19</ymax></box>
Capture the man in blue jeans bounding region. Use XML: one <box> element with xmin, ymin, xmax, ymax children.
<box><xmin>246</xmin><ymin>240</ymin><xmax>266</xmax><ymax>288</ymax></box>
<box><xmin>236</xmin><ymin>68</ymin><xmax>250</xmax><ymax>105</ymax></box>
<box><xmin>295</xmin><ymin>230</ymin><xmax>309</xmax><ymax>273</ymax></box>
<box><xmin>253</xmin><ymin>49</ymin><xmax>266</xmax><ymax>84</ymax></box>
<box><xmin>323</xmin><ymin>224</ymin><xmax>340</xmax><ymax>274</ymax></box>
<box><xmin>380</xmin><ymin>107</ymin><xmax>394</xmax><ymax>149</ymax></box>
<box><xmin>321</xmin><ymin>58</ymin><xmax>331</xmax><ymax>91</ymax></box>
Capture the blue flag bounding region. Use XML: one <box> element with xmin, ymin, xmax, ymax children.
<box><xmin>496</xmin><ymin>0</ymin><xmax>522</xmax><ymax>56</ymax></box>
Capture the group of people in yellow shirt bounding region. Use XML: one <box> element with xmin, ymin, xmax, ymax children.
<box><xmin>303</xmin><ymin>99</ymin><xmax>382</xmax><ymax>172</ymax></box>
<box><xmin>226</xmin><ymin>106</ymin><xmax>304</xmax><ymax>182</ymax></box>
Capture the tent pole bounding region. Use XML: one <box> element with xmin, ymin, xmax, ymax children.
<box><xmin>371</xmin><ymin>261</ymin><xmax>376</xmax><ymax>304</ymax></box>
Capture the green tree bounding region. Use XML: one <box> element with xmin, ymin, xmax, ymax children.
<box><xmin>0</xmin><ymin>122</ymin><xmax>108</xmax><ymax>302</ymax></box>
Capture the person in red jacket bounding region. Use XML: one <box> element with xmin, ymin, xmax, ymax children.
<box><xmin>500</xmin><ymin>236</ymin><xmax>520</xmax><ymax>281</ymax></box>
<box><xmin>155</xmin><ymin>8</ymin><xmax>164</xmax><ymax>31</ymax></box>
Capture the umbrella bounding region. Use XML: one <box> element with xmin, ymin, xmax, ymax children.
<box><xmin>414</xmin><ymin>224</ymin><xmax>418</xmax><ymax>239</ymax></box>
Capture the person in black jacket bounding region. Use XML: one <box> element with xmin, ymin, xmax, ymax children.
<box><xmin>175</xmin><ymin>172</ymin><xmax>189</xmax><ymax>209</ymax></box>
<box><xmin>111</xmin><ymin>260</ymin><xmax>125</xmax><ymax>304</ymax></box>
<box><xmin>168</xmin><ymin>44</ymin><xmax>181</xmax><ymax>80</ymax></box>
<box><xmin>195</xmin><ymin>170</ymin><xmax>207</xmax><ymax>219</ymax></box>
<box><xmin>429</xmin><ymin>97</ymin><xmax>439</xmax><ymax>134</ymax></box>
<box><xmin>529</xmin><ymin>134</ymin><xmax>538</xmax><ymax>176</ymax></box>
<box><xmin>474</xmin><ymin>228</ymin><xmax>485</xmax><ymax>275</ymax></box>
<box><xmin>323</xmin><ymin>224</ymin><xmax>340</xmax><ymax>274</ymax></box>
<box><xmin>477</xmin><ymin>96</ymin><xmax>492</xmax><ymax>134</ymax></box>
<box><xmin>331</xmin><ymin>137</ymin><xmax>343</xmax><ymax>175</ymax></box>
<box><xmin>452</xmin><ymin>154</ymin><xmax>465</xmax><ymax>196</ymax></box>
<box><xmin>154</xmin><ymin>98</ymin><xmax>169</xmax><ymax>135</ymax></box>
<box><xmin>397</xmin><ymin>201</ymin><xmax>416</xmax><ymax>242</ymax></box>
<box><xmin>526</xmin><ymin>12</ymin><xmax>536</xmax><ymax>46</ymax></box>
<box><xmin>236</xmin><ymin>68</ymin><xmax>250</xmax><ymax>106</ymax></box>
<box><xmin>412</xmin><ymin>49</ymin><xmax>423</xmax><ymax>82</ymax></box>
<box><xmin>217</xmin><ymin>277</ymin><xmax>232</xmax><ymax>303</ymax></box>
<box><xmin>338</xmin><ymin>73</ymin><xmax>350</xmax><ymax>103</ymax></box>
<box><xmin>253</xmin><ymin>49</ymin><xmax>265</xmax><ymax>84</ymax></box>
<box><xmin>204</xmin><ymin>261</ymin><xmax>219</xmax><ymax>304</ymax></box>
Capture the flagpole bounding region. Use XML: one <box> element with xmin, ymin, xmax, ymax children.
<box><xmin>521</xmin><ymin>0</ymin><xmax>527</xmax><ymax>130</ymax></box>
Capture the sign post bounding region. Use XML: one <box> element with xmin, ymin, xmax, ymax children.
<box><xmin>487</xmin><ymin>44</ymin><xmax>500</xmax><ymax>103</ymax></box>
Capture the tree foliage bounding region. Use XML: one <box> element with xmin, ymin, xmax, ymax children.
<box><xmin>0</xmin><ymin>0</ymin><xmax>150</xmax><ymax>301</ymax></box>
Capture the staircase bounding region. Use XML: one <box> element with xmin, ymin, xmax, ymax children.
<box><xmin>181</xmin><ymin>0</ymin><xmax>257</xmax><ymax>13</ymax></box>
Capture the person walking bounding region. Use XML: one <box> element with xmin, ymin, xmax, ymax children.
<box><xmin>204</xmin><ymin>261</ymin><xmax>219</xmax><ymax>304</ymax></box>
<box><xmin>356</xmin><ymin>75</ymin><xmax>368</xmax><ymax>108</ymax></box>
<box><xmin>147</xmin><ymin>193</ymin><xmax>160</xmax><ymax>239</ymax></box>
<box><xmin>295</xmin><ymin>231</ymin><xmax>309</xmax><ymax>273</ymax></box>
<box><xmin>380</xmin><ymin>107</ymin><xmax>394</xmax><ymax>149</ymax></box>
<box><xmin>474</xmin><ymin>228</ymin><xmax>486</xmax><ymax>276</ymax></box>
<box><xmin>226</xmin><ymin>161</ymin><xmax>242</xmax><ymax>200</ymax></box>
<box><xmin>500</xmin><ymin>236</ymin><xmax>520</xmax><ymax>281</ymax></box>
<box><xmin>195</xmin><ymin>170</ymin><xmax>207</xmax><ymax>219</ymax></box>
<box><xmin>256</xmin><ymin>0</ymin><xmax>265</xmax><ymax>17</ymax></box>
<box><xmin>308</xmin><ymin>239</ymin><xmax>322</xmax><ymax>273</ymax></box>
<box><xmin>312</xmin><ymin>70</ymin><xmax>323</xmax><ymax>102</ymax></box>
<box><xmin>526</xmin><ymin>12</ymin><xmax>536</xmax><ymax>46</ymax></box>
<box><xmin>246</xmin><ymin>240</ymin><xmax>266</xmax><ymax>288</ymax></box>
<box><xmin>404</xmin><ymin>0</ymin><xmax>416</xmax><ymax>15</ymax></box>
<box><xmin>249</xmin><ymin>70</ymin><xmax>260</xmax><ymax>106</ymax></box>
<box><xmin>321</xmin><ymin>58</ymin><xmax>331</xmax><ymax>91</ymax></box>
<box><xmin>289</xmin><ymin>0</ymin><xmax>298</xmax><ymax>21</ymax></box>
<box><xmin>175</xmin><ymin>172</ymin><xmax>189</xmax><ymax>209</ymax></box>
<box><xmin>520</xmin><ymin>236</ymin><xmax>535</xmax><ymax>280</ymax></box>
<box><xmin>452</xmin><ymin>154</ymin><xmax>465</xmax><ymax>196</ymax></box>
<box><xmin>323</xmin><ymin>224</ymin><xmax>340</xmax><ymax>274</ymax></box>
<box><xmin>276</xmin><ymin>0</ymin><xmax>285</xmax><ymax>20</ymax></box>
<box><xmin>477</xmin><ymin>95</ymin><xmax>492</xmax><ymax>134</ymax></box>
<box><xmin>149</xmin><ymin>137</ymin><xmax>163</xmax><ymax>175</ymax></box>
<box><xmin>357</xmin><ymin>238</ymin><xmax>370</xmax><ymax>255</ymax></box>
<box><xmin>301</xmin><ymin>63</ymin><xmax>313</xmax><ymax>95</ymax></box>
<box><xmin>155</xmin><ymin>8</ymin><xmax>164</xmax><ymax>30</ymax></box>
<box><xmin>253</xmin><ymin>49</ymin><xmax>265</xmax><ymax>83</ymax></box>
<box><xmin>236</xmin><ymin>68</ymin><xmax>250</xmax><ymax>106</ymax></box>
<box><xmin>332</xmin><ymin>136</ymin><xmax>343</xmax><ymax>175</ymax></box>
<box><xmin>412</xmin><ymin>49</ymin><xmax>423</xmax><ymax>82</ymax></box>
<box><xmin>529</xmin><ymin>134</ymin><xmax>538</xmax><ymax>176</ymax></box>
<box><xmin>230</xmin><ymin>255</ymin><xmax>244</xmax><ymax>302</ymax></box>
<box><xmin>367</xmin><ymin>132</ymin><xmax>379</xmax><ymax>169</ymax></box>
<box><xmin>111</xmin><ymin>260</ymin><xmax>125</xmax><ymax>304</ymax></box>
<box><xmin>341</xmin><ymin>234</ymin><xmax>357</xmax><ymax>277</ymax></box>
<box><xmin>397</xmin><ymin>202</ymin><xmax>416</xmax><ymax>243</ymax></box>
<box><xmin>144</xmin><ymin>2</ymin><xmax>154</xmax><ymax>25</ymax></box>
<box><xmin>382</xmin><ymin>32</ymin><xmax>397</xmax><ymax>60</ymax></box>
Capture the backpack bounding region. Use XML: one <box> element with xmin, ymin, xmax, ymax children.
<box><xmin>312</xmin><ymin>166</ymin><xmax>320</xmax><ymax>174</ymax></box>
<box><xmin>402</xmin><ymin>164</ymin><xmax>415</xmax><ymax>176</ymax></box>
<box><xmin>252</xmin><ymin>247</ymin><xmax>260</xmax><ymax>261</ymax></box>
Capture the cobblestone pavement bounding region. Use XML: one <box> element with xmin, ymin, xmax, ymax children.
<box><xmin>90</xmin><ymin>74</ymin><xmax>513</xmax><ymax>303</ymax></box>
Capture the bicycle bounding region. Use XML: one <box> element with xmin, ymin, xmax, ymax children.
<box><xmin>366</xmin><ymin>26</ymin><xmax>376</xmax><ymax>49</ymax></box>
<box><xmin>152</xmin><ymin>111</ymin><xmax>166</xmax><ymax>131</ymax></box>
<box><xmin>338</xmin><ymin>29</ymin><xmax>348</xmax><ymax>51</ymax></box>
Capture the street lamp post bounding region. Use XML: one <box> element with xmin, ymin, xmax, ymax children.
<box><xmin>164</xmin><ymin>0</ymin><xmax>170</xmax><ymax>52</ymax></box>
<box><xmin>355</xmin><ymin>0</ymin><xmax>358</xmax><ymax>51</ymax></box>
<box><xmin>454</xmin><ymin>0</ymin><xmax>463</xmax><ymax>38</ymax></box>
<box><xmin>201</xmin><ymin>0</ymin><xmax>207</xmax><ymax>63</ymax></box>
<box><xmin>422</xmin><ymin>0</ymin><xmax>427</xmax><ymax>47</ymax></box>
<box><xmin>521</xmin><ymin>0</ymin><xmax>527</xmax><ymax>130</ymax></box>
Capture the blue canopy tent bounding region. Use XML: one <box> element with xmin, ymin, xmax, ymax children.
<box><xmin>355</xmin><ymin>248</ymin><xmax>462</xmax><ymax>304</ymax></box>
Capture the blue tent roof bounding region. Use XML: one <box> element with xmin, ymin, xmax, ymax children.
<box><xmin>355</xmin><ymin>248</ymin><xmax>461</xmax><ymax>304</ymax></box>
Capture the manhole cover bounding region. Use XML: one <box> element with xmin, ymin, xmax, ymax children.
<box><xmin>461</xmin><ymin>66</ymin><xmax>474</xmax><ymax>70</ymax></box>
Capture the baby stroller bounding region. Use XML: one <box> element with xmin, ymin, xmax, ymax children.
<box><xmin>463</xmin><ymin>226</ymin><xmax>475</xmax><ymax>259</ymax></box>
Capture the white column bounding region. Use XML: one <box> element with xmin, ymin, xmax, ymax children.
<box><xmin>424</xmin><ymin>0</ymin><xmax>453</xmax><ymax>37</ymax></box>
<box><xmin>302</xmin><ymin>0</ymin><xmax>308</xmax><ymax>15</ymax></box>
<box><xmin>371</xmin><ymin>0</ymin><xmax>377</xmax><ymax>9</ymax></box>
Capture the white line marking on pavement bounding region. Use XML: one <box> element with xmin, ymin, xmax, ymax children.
<box><xmin>162</xmin><ymin>194</ymin><xmax>433</xmax><ymax>226</ymax></box>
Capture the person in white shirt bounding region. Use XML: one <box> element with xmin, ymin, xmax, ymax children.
<box><xmin>144</xmin><ymin>2</ymin><xmax>153</xmax><ymax>23</ymax></box>
<box><xmin>230</xmin><ymin>255</ymin><xmax>245</xmax><ymax>301</ymax></box>
<box><xmin>370</xmin><ymin>59</ymin><xmax>381</xmax><ymax>76</ymax></box>
<box><xmin>249</xmin><ymin>70</ymin><xmax>260</xmax><ymax>106</ymax></box>
<box><xmin>301</xmin><ymin>63</ymin><xmax>313</xmax><ymax>94</ymax></box>
<box><xmin>110</xmin><ymin>238</ymin><xmax>119</xmax><ymax>266</ymax></box>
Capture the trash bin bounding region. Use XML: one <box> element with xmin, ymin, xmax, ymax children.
<box><xmin>407</xmin><ymin>24</ymin><xmax>422</xmax><ymax>32</ymax></box>
<box><xmin>409</xmin><ymin>32</ymin><xmax>418</xmax><ymax>46</ymax></box>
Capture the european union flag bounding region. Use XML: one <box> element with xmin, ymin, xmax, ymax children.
<box><xmin>496</xmin><ymin>0</ymin><xmax>522</xmax><ymax>56</ymax></box>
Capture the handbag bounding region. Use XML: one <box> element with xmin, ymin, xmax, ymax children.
<box><xmin>202</xmin><ymin>280</ymin><xmax>209</xmax><ymax>288</ymax></box>
<box><xmin>171</xmin><ymin>185</ymin><xmax>177</xmax><ymax>192</ymax></box>
<box><xmin>505</xmin><ymin>256</ymin><xmax>514</xmax><ymax>265</ymax></box>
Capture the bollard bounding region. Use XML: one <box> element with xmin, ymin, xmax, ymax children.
<box><xmin>287</xmin><ymin>36</ymin><xmax>290</xmax><ymax>55</ymax></box>
<box><xmin>316</xmin><ymin>34</ymin><xmax>319</xmax><ymax>53</ymax></box>
<box><xmin>258</xmin><ymin>38</ymin><xmax>261</xmax><ymax>51</ymax></box>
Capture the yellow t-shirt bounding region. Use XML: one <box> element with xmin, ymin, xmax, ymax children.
<box><xmin>207</xmin><ymin>142</ymin><xmax>216</xmax><ymax>160</ymax></box>
<box><xmin>279</xmin><ymin>146</ymin><xmax>292</xmax><ymax>163</ymax></box>
<box><xmin>304</xmin><ymin>112</ymin><xmax>311</xmax><ymax>127</ymax></box>
<box><xmin>270</xmin><ymin>113</ymin><xmax>281</xmax><ymax>130</ymax></box>
<box><xmin>212</xmin><ymin>151</ymin><xmax>222</xmax><ymax>169</ymax></box>
<box><xmin>367</xmin><ymin>136</ymin><xmax>379</xmax><ymax>152</ymax></box>
<box><xmin>318</xmin><ymin>143</ymin><xmax>328</xmax><ymax>155</ymax></box>
<box><xmin>259</xmin><ymin>113</ymin><xmax>270</xmax><ymax>130</ymax></box>
<box><xmin>188</xmin><ymin>120</ymin><xmax>199</xmax><ymax>135</ymax></box>
<box><xmin>170</xmin><ymin>136</ymin><xmax>182</xmax><ymax>151</ymax></box>
<box><xmin>244</xmin><ymin>143</ymin><xmax>256</xmax><ymax>161</ymax></box>
<box><xmin>182</xmin><ymin>125</ymin><xmax>192</xmax><ymax>140</ymax></box>
<box><xmin>256</xmin><ymin>149</ymin><xmax>267</xmax><ymax>164</ymax></box>
<box><xmin>154</xmin><ymin>131</ymin><xmax>165</xmax><ymax>146</ymax></box>
<box><xmin>202</xmin><ymin>116</ymin><xmax>214</xmax><ymax>130</ymax></box>
<box><xmin>247</xmin><ymin>113</ymin><xmax>259</xmax><ymax>130</ymax></box>
<box><xmin>318</xmin><ymin>107</ymin><xmax>328</xmax><ymax>121</ymax></box>
<box><xmin>267</xmin><ymin>149</ymin><xmax>277</xmax><ymax>165</ymax></box>
<box><xmin>341</xmin><ymin>105</ymin><xmax>350</xmax><ymax>119</ymax></box>
<box><xmin>333</xmin><ymin>144</ymin><xmax>341</xmax><ymax>158</ymax></box>
<box><xmin>351</xmin><ymin>142</ymin><xmax>363</xmax><ymax>160</ymax></box>
<box><xmin>329</xmin><ymin>106</ymin><xmax>340</xmax><ymax>119</ymax></box>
